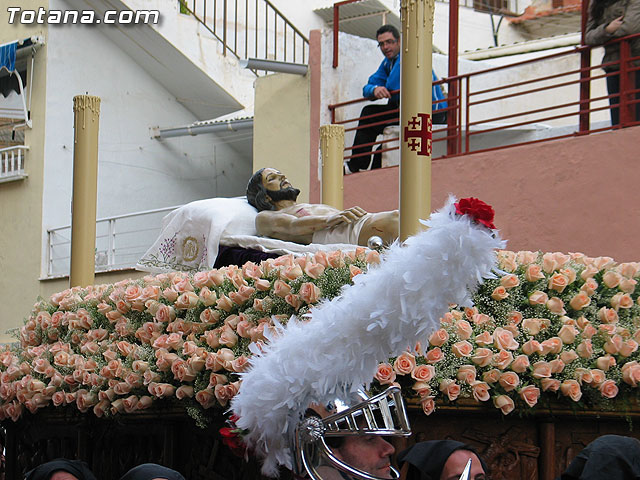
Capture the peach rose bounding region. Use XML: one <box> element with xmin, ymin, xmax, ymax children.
<box><xmin>497</xmin><ymin>251</ymin><xmax>517</xmax><ymax>272</ymax></box>
<box><xmin>569</xmin><ymin>293</ymin><xmax>591</xmax><ymax>311</ymax></box>
<box><xmin>148</xmin><ymin>382</ymin><xmax>176</xmax><ymax>399</ymax></box>
<box><xmin>598</xmin><ymin>307</ymin><xmax>619</xmax><ymax>324</ymax></box>
<box><xmin>500</xmin><ymin>274</ymin><xmax>520</xmax><ymax>289</ymax></box>
<box><xmin>393</xmin><ymin>353</ymin><xmax>417</xmax><ymax>375</ymax></box>
<box><xmin>454</xmin><ymin>320</ymin><xmax>473</xmax><ymax>340</ymax></box>
<box><xmin>602</xmin><ymin>271</ymin><xmax>622</xmax><ymax>288</ymax></box>
<box><xmin>599</xmin><ymin>379</ymin><xmax>619</xmax><ymax>399</ymax></box>
<box><xmin>498</xmin><ymin>371</ymin><xmax>520</xmax><ymax>392</ymax></box>
<box><xmin>412</xmin><ymin>382</ymin><xmax>431</xmax><ymax>398</ymax></box>
<box><xmin>620</xmin><ymin>339</ymin><xmax>639</xmax><ymax>358</ymax></box>
<box><xmin>483</xmin><ymin>368</ymin><xmax>501</xmax><ymax>384</ymax></box>
<box><xmin>517</xmin><ymin>250</ymin><xmax>539</xmax><ymax>265</ymax></box>
<box><xmin>582</xmin><ymin>324</ymin><xmax>597</xmax><ymax>339</ymax></box>
<box><xmin>428</xmin><ymin>329</ymin><xmax>449</xmax><ymax>347</ymax></box>
<box><xmin>304</xmin><ymin>262</ymin><xmax>325</xmax><ymax>279</ymax></box>
<box><xmin>546</xmin><ymin>297</ymin><xmax>566</xmax><ymax>316</ymax></box>
<box><xmin>426</xmin><ymin>347</ymin><xmax>445</xmax><ymax>364</ymax></box>
<box><xmin>559</xmin><ymin>350</ymin><xmax>578</xmax><ymax>364</ymax></box>
<box><xmin>493</xmin><ymin>394</ymin><xmax>515</xmax><ymax>415</ymax></box>
<box><xmin>622</xmin><ymin>361</ymin><xmax>640</xmax><ymax>386</ymax></box>
<box><xmin>474</xmin><ymin>331</ymin><xmax>493</xmax><ymax>347</ymax></box>
<box><xmin>507</xmin><ymin>311</ymin><xmax>523</xmax><ymax>326</ymax></box>
<box><xmin>548</xmin><ymin>273</ymin><xmax>569</xmax><ymax>293</ymax></box>
<box><xmin>176</xmin><ymin>385</ymin><xmax>195</xmax><ymax>399</ymax></box>
<box><xmin>439</xmin><ymin>379</ymin><xmax>461</xmax><ymax>401</ymax></box>
<box><xmin>556</xmin><ymin>324</ymin><xmax>578</xmax><ymax>344</ymax></box>
<box><xmin>529</xmin><ymin>290</ymin><xmax>549</xmax><ymax>305</ymax></box>
<box><xmin>375</xmin><ymin>363</ymin><xmax>396</xmax><ymax>385</ymax></box>
<box><xmin>540</xmin><ymin>378</ymin><xmax>561</xmax><ymax>392</ymax></box>
<box><xmin>451</xmin><ymin>341</ymin><xmax>473</xmax><ymax>358</ymax></box>
<box><xmin>541</xmin><ymin>337</ymin><xmax>563</xmax><ymax>355</ymax></box>
<box><xmin>532</xmin><ymin>361</ymin><xmax>552</xmax><ymax>379</ymax></box>
<box><xmin>214</xmin><ymin>382</ymin><xmax>239</xmax><ymax>407</ymax></box>
<box><xmin>574</xmin><ymin>368</ymin><xmax>593</xmax><ymax>385</ymax></box>
<box><xmin>525</xmin><ymin>264</ymin><xmax>545</xmax><ymax>283</ymax></box>
<box><xmin>580</xmin><ymin>277</ymin><xmax>599</xmax><ymax>295</ymax></box>
<box><xmin>491</xmin><ymin>286</ymin><xmax>509</xmax><ymax>301</ymax></box>
<box><xmin>590</xmin><ymin>369</ymin><xmax>606</xmax><ymax>386</ymax></box>
<box><xmin>456</xmin><ymin>365</ymin><xmax>477</xmax><ymax>384</ymax></box>
<box><xmin>472</xmin><ymin>348</ymin><xmax>493</xmax><ymax>368</ymax></box>
<box><xmin>285</xmin><ymin>294</ymin><xmax>303</xmax><ymax>310</ymax></box>
<box><xmin>471</xmin><ymin>381</ymin><xmax>491</xmax><ymax>402</ymax></box>
<box><xmin>298</xmin><ymin>282</ymin><xmax>321</xmax><ymax>304</ymax></box>
<box><xmin>619</xmin><ymin>277</ymin><xmax>638</xmax><ymax>293</ymax></box>
<box><xmin>596</xmin><ymin>355</ymin><xmax>616</xmax><ymax>371</ymax></box>
<box><xmin>420</xmin><ymin>396</ymin><xmax>436</xmax><ymax>415</ymax></box>
<box><xmin>603</xmin><ymin>335</ymin><xmax>623</xmax><ymax>355</ymax></box>
<box><xmin>522</xmin><ymin>318</ymin><xmax>543</xmax><ymax>335</ymax></box>
<box><xmin>511</xmin><ymin>355</ymin><xmax>530</xmax><ymax>373</ymax></box>
<box><xmin>493</xmin><ymin>328</ymin><xmax>519</xmax><ymax>351</ymax></box>
<box><xmin>519</xmin><ymin>385</ymin><xmax>540</xmax><ymax>408</ymax></box>
<box><xmin>522</xmin><ymin>339</ymin><xmax>543</xmax><ymax>356</ymax></box>
<box><xmin>471</xmin><ymin>313</ymin><xmax>492</xmax><ymax>327</ymax></box>
<box><xmin>560</xmin><ymin>379</ymin><xmax>582</xmax><ymax>401</ymax></box>
<box><xmin>195</xmin><ymin>388</ymin><xmax>217</xmax><ymax>409</ymax></box>
<box><xmin>411</xmin><ymin>364</ymin><xmax>435</xmax><ymax>382</ymax></box>
<box><xmin>215</xmin><ymin>295</ymin><xmax>234</xmax><ymax>312</ymax></box>
<box><xmin>492</xmin><ymin>350</ymin><xmax>514</xmax><ymax>370</ymax></box>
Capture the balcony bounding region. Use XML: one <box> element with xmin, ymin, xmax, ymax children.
<box><xmin>0</xmin><ymin>145</ymin><xmax>28</xmax><ymax>183</ymax></box>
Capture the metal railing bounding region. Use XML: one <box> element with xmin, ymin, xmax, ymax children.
<box><xmin>46</xmin><ymin>205</ymin><xmax>181</xmax><ymax>278</ymax></box>
<box><xmin>177</xmin><ymin>0</ymin><xmax>308</xmax><ymax>71</ymax></box>
<box><xmin>330</xmin><ymin>34</ymin><xmax>640</xmax><ymax>165</ymax></box>
<box><xmin>0</xmin><ymin>145</ymin><xmax>28</xmax><ymax>183</ymax></box>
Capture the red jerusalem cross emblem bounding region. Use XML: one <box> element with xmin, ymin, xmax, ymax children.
<box><xmin>403</xmin><ymin>113</ymin><xmax>432</xmax><ymax>156</ymax></box>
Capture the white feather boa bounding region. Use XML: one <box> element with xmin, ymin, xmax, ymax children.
<box><xmin>230</xmin><ymin>196</ymin><xmax>506</xmax><ymax>477</ymax></box>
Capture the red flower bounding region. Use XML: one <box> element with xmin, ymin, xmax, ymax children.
<box><xmin>219</xmin><ymin>426</ymin><xmax>247</xmax><ymax>457</ymax></box>
<box><xmin>454</xmin><ymin>198</ymin><xmax>496</xmax><ymax>230</ymax></box>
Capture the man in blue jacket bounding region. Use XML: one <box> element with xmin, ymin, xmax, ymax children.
<box><xmin>345</xmin><ymin>25</ymin><xmax>448</xmax><ymax>174</ymax></box>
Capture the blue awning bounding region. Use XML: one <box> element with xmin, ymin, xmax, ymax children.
<box><xmin>0</xmin><ymin>42</ymin><xmax>17</xmax><ymax>73</ymax></box>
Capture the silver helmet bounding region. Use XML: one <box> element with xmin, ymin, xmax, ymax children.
<box><xmin>294</xmin><ymin>386</ymin><xmax>411</xmax><ymax>480</ymax></box>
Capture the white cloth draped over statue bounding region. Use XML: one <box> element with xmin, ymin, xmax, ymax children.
<box><xmin>136</xmin><ymin>197</ymin><xmax>358</xmax><ymax>273</ymax></box>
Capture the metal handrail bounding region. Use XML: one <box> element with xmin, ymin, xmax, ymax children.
<box><xmin>46</xmin><ymin>205</ymin><xmax>182</xmax><ymax>278</ymax></box>
<box><xmin>177</xmin><ymin>0</ymin><xmax>308</xmax><ymax>74</ymax></box>
<box><xmin>329</xmin><ymin>33</ymin><xmax>640</xmax><ymax>163</ymax></box>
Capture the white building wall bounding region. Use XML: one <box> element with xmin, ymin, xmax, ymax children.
<box><xmin>42</xmin><ymin>0</ymin><xmax>253</xmax><ymax>275</ymax></box>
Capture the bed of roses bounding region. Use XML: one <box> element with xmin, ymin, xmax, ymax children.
<box><xmin>1</xmin><ymin>248</ymin><xmax>374</xmax><ymax>424</ymax></box>
<box><xmin>374</xmin><ymin>251</ymin><xmax>640</xmax><ymax>416</ymax></box>
<box><xmin>2</xmin><ymin>248</ymin><xmax>640</xmax><ymax>424</ymax></box>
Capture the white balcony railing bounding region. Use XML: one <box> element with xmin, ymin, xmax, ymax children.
<box><xmin>0</xmin><ymin>145</ymin><xmax>28</xmax><ymax>183</ymax></box>
<box><xmin>45</xmin><ymin>205</ymin><xmax>181</xmax><ymax>278</ymax></box>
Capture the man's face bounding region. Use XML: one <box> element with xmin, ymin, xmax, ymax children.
<box><xmin>334</xmin><ymin>435</ymin><xmax>396</xmax><ymax>479</ymax></box>
<box><xmin>260</xmin><ymin>168</ymin><xmax>300</xmax><ymax>203</ymax></box>
<box><xmin>439</xmin><ymin>450</ymin><xmax>486</xmax><ymax>480</ymax></box>
<box><xmin>377</xmin><ymin>32</ymin><xmax>400</xmax><ymax>60</ymax></box>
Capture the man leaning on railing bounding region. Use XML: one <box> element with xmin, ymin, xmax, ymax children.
<box><xmin>344</xmin><ymin>24</ymin><xmax>447</xmax><ymax>174</ymax></box>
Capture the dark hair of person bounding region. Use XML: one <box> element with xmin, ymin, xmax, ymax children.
<box><xmin>376</xmin><ymin>24</ymin><xmax>400</xmax><ymax>40</ymax></box>
<box><xmin>589</xmin><ymin>0</ymin><xmax>616</xmax><ymax>24</ymax></box>
<box><xmin>246</xmin><ymin>168</ymin><xmax>275</xmax><ymax>212</ymax></box>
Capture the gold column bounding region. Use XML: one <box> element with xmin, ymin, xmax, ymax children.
<box><xmin>399</xmin><ymin>0</ymin><xmax>434</xmax><ymax>241</ymax></box>
<box><xmin>319</xmin><ymin>124</ymin><xmax>344</xmax><ymax>210</ymax></box>
<box><xmin>70</xmin><ymin>95</ymin><xmax>101</xmax><ymax>288</ymax></box>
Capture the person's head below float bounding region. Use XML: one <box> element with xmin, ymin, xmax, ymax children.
<box><xmin>398</xmin><ymin>440</ymin><xmax>488</xmax><ymax>480</ymax></box>
<box><xmin>246</xmin><ymin>167</ymin><xmax>399</xmax><ymax>246</ymax></box>
<box><xmin>556</xmin><ymin>434</ymin><xmax>640</xmax><ymax>480</ymax></box>
<box><xmin>294</xmin><ymin>387</ymin><xmax>410</xmax><ymax>480</ymax></box>
<box><xmin>118</xmin><ymin>463</ymin><xmax>185</xmax><ymax>480</ymax></box>
<box><xmin>24</xmin><ymin>458</ymin><xmax>97</xmax><ymax>480</ymax></box>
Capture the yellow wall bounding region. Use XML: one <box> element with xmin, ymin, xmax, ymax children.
<box><xmin>253</xmin><ymin>73</ymin><xmax>310</xmax><ymax>202</ymax></box>
<box><xmin>0</xmin><ymin>2</ymin><xmax>49</xmax><ymax>344</ymax></box>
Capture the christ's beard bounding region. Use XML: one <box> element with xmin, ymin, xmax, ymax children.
<box><xmin>267</xmin><ymin>186</ymin><xmax>301</xmax><ymax>203</ymax></box>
